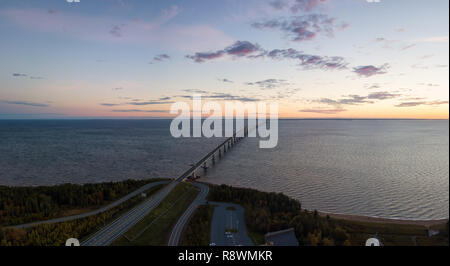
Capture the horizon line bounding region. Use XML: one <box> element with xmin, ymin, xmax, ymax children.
<box><xmin>0</xmin><ymin>117</ymin><xmax>448</xmax><ymax>121</ymax></box>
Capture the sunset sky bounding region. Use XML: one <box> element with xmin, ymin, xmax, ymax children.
<box><xmin>0</xmin><ymin>0</ymin><xmax>448</xmax><ymax>119</ymax></box>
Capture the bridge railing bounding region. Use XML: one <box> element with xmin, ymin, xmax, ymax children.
<box><xmin>176</xmin><ymin>125</ymin><xmax>251</xmax><ymax>181</ymax></box>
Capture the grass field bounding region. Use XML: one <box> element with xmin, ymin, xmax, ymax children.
<box><xmin>113</xmin><ymin>182</ymin><xmax>199</xmax><ymax>246</ymax></box>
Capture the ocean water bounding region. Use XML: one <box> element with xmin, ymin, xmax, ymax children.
<box><xmin>0</xmin><ymin>119</ymin><xmax>448</xmax><ymax>220</ymax></box>
<box><xmin>0</xmin><ymin>119</ymin><xmax>225</xmax><ymax>185</ymax></box>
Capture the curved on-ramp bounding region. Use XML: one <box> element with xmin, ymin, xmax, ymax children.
<box><xmin>168</xmin><ymin>182</ymin><xmax>210</xmax><ymax>246</ymax></box>
<box><xmin>82</xmin><ymin>181</ymin><xmax>179</xmax><ymax>246</ymax></box>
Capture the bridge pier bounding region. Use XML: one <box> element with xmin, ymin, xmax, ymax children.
<box><xmin>212</xmin><ymin>154</ymin><xmax>216</xmax><ymax>164</ymax></box>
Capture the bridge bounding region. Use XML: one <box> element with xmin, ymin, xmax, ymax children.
<box><xmin>82</xmin><ymin>126</ymin><xmax>249</xmax><ymax>246</ymax></box>
<box><xmin>178</xmin><ymin>127</ymin><xmax>249</xmax><ymax>181</ymax></box>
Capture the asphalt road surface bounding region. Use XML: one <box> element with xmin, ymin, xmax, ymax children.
<box><xmin>12</xmin><ymin>180</ymin><xmax>170</xmax><ymax>229</ymax></box>
<box><xmin>209</xmin><ymin>202</ymin><xmax>253</xmax><ymax>246</ymax></box>
<box><xmin>167</xmin><ymin>182</ymin><xmax>209</xmax><ymax>246</ymax></box>
<box><xmin>82</xmin><ymin>181</ymin><xmax>179</xmax><ymax>246</ymax></box>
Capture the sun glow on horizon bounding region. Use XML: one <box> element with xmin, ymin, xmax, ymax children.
<box><xmin>0</xmin><ymin>0</ymin><xmax>448</xmax><ymax>119</ymax></box>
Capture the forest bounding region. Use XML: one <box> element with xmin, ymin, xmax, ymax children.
<box><xmin>180</xmin><ymin>204</ymin><xmax>214</xmax><ymax>246</ymax></box>
<box><xmin>207</xmin><ymin>184</ymin><xmax>449</xmax><ymax>246</ymax></box>
<box><xmin>208</xmin><ymin>184</ymin><xmax>352</xmax><ymax>246</ymax></box>
<box><xmin>0</xmin><ymin>183</ymin><xmax>165</xmax><ymax>246</ymax></box>
<box><xmin>0</xmin><ymin>179</ymin><xmax>162</xmax><ymax>226</ymax></box>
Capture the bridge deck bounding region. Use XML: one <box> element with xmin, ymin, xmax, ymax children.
<box><xmin>176</xmin><ymin>128</ymin><xmax>247</xmax><ymax>181</ymax></box>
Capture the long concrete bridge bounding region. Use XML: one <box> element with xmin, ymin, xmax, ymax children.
<box><xmin>177</xmin><ymin>127</ymin><xmax>248</xmax><ymax>181</ymax></box>
<box><xmin>83</xmin><ymin>126</ymin><xmax>249</xmax><ymax>246</ymax></box>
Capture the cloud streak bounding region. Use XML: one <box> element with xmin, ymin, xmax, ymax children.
<box><xmin>218</xmin><ymin>78</ymin><xmax>234</xmax><ymax>83</ymax></box>
<box><xmin>152</xmin><ymin>54</ymin><xmax>171</xmax><ymax>62</ymax></box>
<box><xmin>186</xmin><ymin>41</ymin><xmax>263</xmax><ymax>62</ymax></box>
<box><xmin>3</xmin><ymin>100</ymin><xmax>49</xmax><ymax>107</ymax></box>
<box><xmin>128</xmin><ymin>100</ymin><xmax>174</xmax><ymax>105</ymax></box>
<box><xmin>177</xmin><ymin>91</ymin><xmax>260</xmax><ymax>102</ymax></box>
<box><xmin>266</xmin><ymin>48</ymin><xmax>347</xmax><ymax>70</ymax></box>
<box><xmin>186</xmin><ymin>42</ymin><xmax>347</xmax><ymax>70</ymax></box>
<box><xmin>315</xmin><ymin>91</ymin><xmax>402</xmax><ymax>107</ymax></box>
<box><xmin>100</xmin><ymin>103</ymin><xmax>121</xmax><ymax>106</ymax></box>
<box><xmin>252</xmin><ymin>14</ymin><xmax>340</xmax><ymax>42</ymax></box>
<box><xmin>353</xmin><ymin>64</ymin><xmax>389</xmax><ymax>77</ymax></box>
<box><xmin>246</xmin><ymin>79</ymin><xmax>289</xmax><ymax>89</ymax></box>
<box><xmin>12</xmin><ymin>73</ymin><xmax>27</xmax><ymax>77</ymax></box>
<box><xmin>12</xmin><ymin>73</ymin><xmax>43</xmax><ymax>79</ymax></box>
<box><xmin>112</xmin><ymin>109</ymin><xmax>167</xmax><ymax>113</ymax></box>
<box><xmin>299</xmin><ymin>107</ymin><xmax>346</xmax><ymax>114</ymax></box>
<box><xmin>395</xmin><ymin>100</ymin><xmax>449</xmax><ymax>107</ymax></box>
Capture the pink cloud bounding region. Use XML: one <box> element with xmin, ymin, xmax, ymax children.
<box><xmin>353</xmin><ymin>64</ymin><xmax>389</xmax><ymax>77</ymax></box>
<box><xmin>186</xmin><ymin>41</ymin><xmax>263</xmax><ymax>63</ymax></box>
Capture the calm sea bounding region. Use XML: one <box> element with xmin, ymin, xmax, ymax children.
<box><xmin>0</xmin><ymin>119</ymin><xmax>448</xmax><ymax>220</ymax></box>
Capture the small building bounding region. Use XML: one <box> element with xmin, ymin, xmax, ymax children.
<box><xmin>265</xmin><ymin>228</ymin><xmax>299</xmax><ymax>246</ymax></box>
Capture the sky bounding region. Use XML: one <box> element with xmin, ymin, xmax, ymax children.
<box><xmin>0</xmin><ymin>0</ymin><xmax>448</xmax><ymax>119</ymax></box>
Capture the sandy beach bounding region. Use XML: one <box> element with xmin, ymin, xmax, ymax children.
<box><xmin>318</xmin><ymin>211</ymin><xmax>448</xmax><ymax>228</ymax></box>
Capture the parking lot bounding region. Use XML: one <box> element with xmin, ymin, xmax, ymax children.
<box><xmin>209</xmin><ymin>202</ymin><xmax>253</xmax><ymax>246</ymax></box>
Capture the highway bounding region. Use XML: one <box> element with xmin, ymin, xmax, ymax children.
<box><xmin>12</xmin><ymin>180</ymin><xmax>170</xmax><ymax>229</ymax></box>
<box><xmin>82</xmin><ymin>181</ymin><xmax>179</xmax><ymax>246</ymax></box>
<box><xmin>168</xmin><ymin>182</ymin><xmax>210</xmax><ymax>246</ymax></box>
<box><xmin>83</xmin><ymin>128</ymin><xmax>247</xmax><ymax>246</ymax></box>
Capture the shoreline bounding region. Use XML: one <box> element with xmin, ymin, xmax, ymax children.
<box><xmin>3</xmin><ymin>179</ymin><xmax>448</xmax><ymax>229</ymax></box>
<box><xmin>205</xmin><ymin>181</ymin><xmax>448</xmax><ymax>228</ymax></box>
<box><xmin>317</xmin><ymin>211</ymin><xmax>448</xmax><ymax>227</ymax></box>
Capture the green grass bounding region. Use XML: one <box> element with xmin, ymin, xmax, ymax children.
<box><xmin>80</xmin><ymin>183</ymin><xmax>167</xmax><ymax>241</ymax></box>
<box><xmin>180</xmin><ymin>204</ymin><xmax>215</xmax><ymax>246</ymax></box>
<box><xmin>112</xmin><ymin>182</ymin><xmax>199</xmax><ymax>246</ymax></box>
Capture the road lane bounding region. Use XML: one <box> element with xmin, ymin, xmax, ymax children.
<box><xmin>12</xmin><ymin>180</ymin><xmax>170</xmax><ymax>229</ymax></box>
<box><xmin>167</xmin><ymin>182</ymin><xmax>210</xmax><ymax>246</ymax></box>
<box><xmin>83</xmin><ymin>129</ymin><xmax>248</xmax><ymax>246</ymax></box>
<box><xmin>82</xmin><ymin>181</ymin><xmax>178</xmax><ymax>246</ymax></box>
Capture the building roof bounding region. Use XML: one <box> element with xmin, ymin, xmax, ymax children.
<box><xmin>265</xmin><ymin>228</ymin><xmax>299</xmax><ymax>246</ymax></box>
